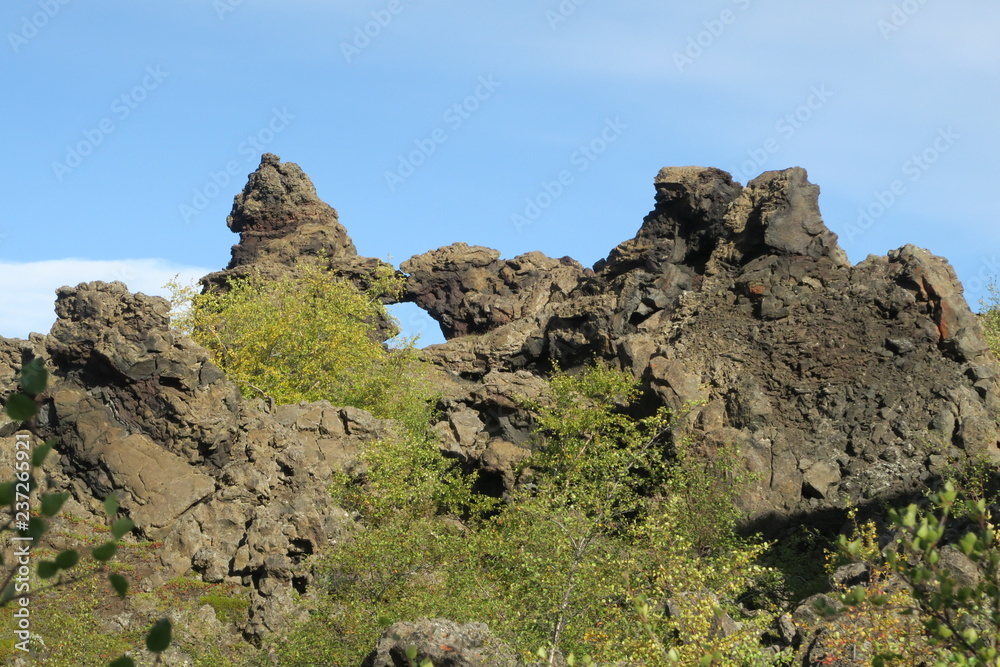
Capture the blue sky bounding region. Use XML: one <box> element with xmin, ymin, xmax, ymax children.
<box><xmin>2</xmin><ymin>1</ymin><xmax>998</xmax><ymax>346</ymax></box>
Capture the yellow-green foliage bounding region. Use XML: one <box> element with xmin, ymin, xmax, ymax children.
<box><xmin>281</xmin><ymin>428</ymin><xmax>493</xmax><ymax>665</ymax></box>
<box><xmin>832</xmin><ymin>482</ymin><xmax>1000</xmax><ymax>666</ymax></box>
<box><xmin>979</xmin><ymin>281</ymin><xmax>1000</xmax><ymax>358</ymax></box>
<box><xmin>332</xmin><ymin>432</ymin><xmax>491</xmax><ymax>528</ymax></box>
<box><xmin>198</xmin><ymin>592</ymin><xmax>251</xmax><ymax>625</ymax></box>
<box><xmin>276</xmin><ymin>363</ymin><xmax>790</xmax><ymax>666</ymax></box>
<box><xmin>482</xmin><ymin>365</ymin><xmax>782</xmax><ymax>665</ymax></box>
<box><xmin>170</xmin><ymin>259</ymin><xmax>434</xmax><ymax>430</ymax></box>
<box><xmin>819</xmin><ymin>509</ymin><xmax>933</xmax><ymax>665</ymax></box>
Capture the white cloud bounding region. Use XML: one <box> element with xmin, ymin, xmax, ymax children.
<box><xmin>0</xmin><ymin>259</ymin><xmax>211</xmax><ymax>339</ymax></box>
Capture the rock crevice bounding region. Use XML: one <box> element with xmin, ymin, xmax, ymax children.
<box><xmin>3</xmin><ymin>155</ymin><xmax>998</xmax><ymax>648</ymax></box>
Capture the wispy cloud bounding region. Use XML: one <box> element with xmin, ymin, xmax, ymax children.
<box><xmin>0</xmin><ymin>258</ymin><xmax>210</xmax><ymax>338</ymax></box>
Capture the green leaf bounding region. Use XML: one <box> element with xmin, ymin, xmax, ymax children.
<box><xmin>22</xmin><ymin>517</ymin><xmax>48</xmax><ymax>542</ymax></box>
<box><xmin>0</xmin><ymin>482</ymin><xmax>15</xmax><ymax>506</ymax></box>
<box><xmin>145</xmin><ymin>618</ymin><xmax>172</xmax><ymax>653</ymax></box>
<box><xmin>20</xmin><ymin>359</ymin><xmax>48</xmax><ymax>396</ymax></box>
<box><xmin>92</xmin><ymin>542</ymin><xmax>118</xmax><ymax>562</ymax></box>
<box><xmin>0</xmin><ymin>582</ymin><xmax>16</xmax><ymax>604</ymax></box>
<box><xmin>40</xmin><ymin>492</ymin><xmax>70</xmax><ymax>517</ymax></box>
<box><xmin>960</xmin><ymin>531</ymin><xmax>978</xmax><ymax>556</ymax></box>
<box><xmin>37</xmin><ymin>560</ymin><xmax>59</xmax><ymax>579</ymax></box>
<box><xmin>54</xmin><ymin>549</ymin><xmax>79</xmax><ymax>570</ymax></box>
<box><xmin>5</xmin><ymin>393</ymin><xmax>37</xmax><ymax>421</ymax></box>
<box><xmin>111</xmin><ymin>517</ymin><xmax>135</xmax><ymax>540</ymax></box>
<box><xmin>32</xmin><ymin>440</ymin><xmax>54</xmax><ymax>467</ymax></box>
<box><xmin>846</xmin><ymin>586</ymin><xmax>867</xmax><ymax>605</ymax></box>
<box><xmin>104</xmin><ymin>494</ymin><xmax>119</xmax><ymax>517</ymax></box>
<box><xmin>109</xmin><ymin>657</ymin><xmax>136</xmax><ymax>667</ymax></box>
<box><xmin>109</xmin><ymin>573</ymin><xmax>129</xmax><ymax>598</ymax></box>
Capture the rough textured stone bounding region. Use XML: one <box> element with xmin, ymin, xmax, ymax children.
<box><xmin>225</xmin><ymin>152</ymin><xmax>356</xmax><ymax>268</ymax></box>
<box><xmin>11</xmin><ymin>279</ymin><xmax>386</xmax><ymax>637</ymax></box>
<box><xmin>362</xmin><ymin>618</ymin><xmax>520</xmax><ymax>667</ymax></box>
<box><xmin>4</xmin><ymin>157</ymin><xmax>999</xmax><ymax>659</ymax></box>
<box><xmin>201</xmin><ymin>153</ymin><xmax>399</xmax><ymax>338</ymax></box>
<box><xmin>396</xmin><ymin>165</ymin><xmax>1000</xmax><ymax>528</ymax></box>
<box><xmin>402</xmin><ymin>243</ymin><xmax>585</xmax><ymax>339</ymax></box>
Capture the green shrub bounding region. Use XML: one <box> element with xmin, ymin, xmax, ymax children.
<box><xmin>198</xmin><ymin>592</ymin><xmax>251</xmax><ymax>625</ymax></box>
<box><xmin>832</xmin><ymin>481</ymin><xmax>1000</xmax><ymax>665</ymax></box>
<box><xmin>481</xmin><ymin>364</ymin><xmax>782</xmax><ymax>665</ymax></box>
<box><xmin>280</xmin><ymin>363</ymin><xmax>789</xmax><ymax>666</ymax></box>
<box><xmin>979</xmin><ymin>281</ymin><xmax>1000</xmax><ymax>359</ymax></box>
<box><xmin>170</xmin><ymin>258</ymin><xmax>434</xmax><ymax>433</ymax></box>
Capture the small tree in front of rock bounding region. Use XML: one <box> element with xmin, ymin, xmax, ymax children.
<box><xmin>831</xmin><ymin>481</ymin><xmax>1000</xmax><ymax>665</ymax></box>
<box><xmin>0</xmin><ymin>359</ymin><xmax>172</xmax><ymax>666</ymax></box>
<box><xmin>978</xmin><ymin>280</ymin><xmax>1000</xmax><ymax>359</ymax></box>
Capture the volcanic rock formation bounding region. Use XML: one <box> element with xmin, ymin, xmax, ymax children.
<box><xmin>203</xmin><ymin>153</ymin><xmax>392</xmax><ymax>301</ymax></box>
<box><xmin>402</xmin><ymin>163</ymin><xmax>999</xmax><ymax>528</ymax></box>
<box><xmin>1</xmin><ymin>154</ymin><xmax>998</xmax><ymax>660</ymax></box>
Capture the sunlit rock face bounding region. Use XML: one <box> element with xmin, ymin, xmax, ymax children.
<box><xmin>3</xmin><ymin>158</ymin><xmax>997</xmax><ymax>645</ymax></box>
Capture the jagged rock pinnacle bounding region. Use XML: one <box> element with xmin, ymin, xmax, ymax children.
<box><xmin>225</xmin><ymin>153</ymin><xmax>357</xmax><ymax>270</ymax></box>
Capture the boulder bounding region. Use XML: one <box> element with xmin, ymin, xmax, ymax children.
<box><xmin>362</xmin><ymin>618</ymin><xmax>519</xmax><ymax>667</ymax></box>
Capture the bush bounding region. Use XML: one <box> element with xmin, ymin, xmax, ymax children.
<box><xmin>170</xmin><ymin>258</ymin><xmax>434</xmax><ymax>432</ymax></box>
<box><xmin>832</xmin><ymin>481</ymin><xmax>1000</xmax><ymax>665</ymax></box>
<box><xmin>979</xmin><ymin>281</ymin><xmax>1000</xmax><ymax>359</ymax></box>
<box><xmin>484</xmin><ymin>364</ymin><xmax>781</xmax><ymax>665</ymax></box>
<box><xmin>279</xmin><ymin>363</ymin><xmax>789</xmax><ymax>666</ymax></box>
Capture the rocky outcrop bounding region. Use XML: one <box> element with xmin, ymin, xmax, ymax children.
<box><xmin>2</xmin><ymin>155</ymin><xmax>998</xmax><ymax>659</ymax></box>
<box><xmin>402</xmin><ymin>244</ymin><xmax>586</xmax><ymax>339</ymax></box>
<box><xmin>224</xmin><ymin>152</ymin><xmax>356</xmax><ymax>269</ymax></box>
<box><xmin>4</xmin><ymin>280</ymin><xmax>408</xmax><ymax>637</ymax></box>
<box><xmin>401</xmin><ymin>166</ymin><xmax>1000</xmax><ymax>530</ymax></box>
<box><xmin>362</xmin><ymin>619</ymin><xmax>520</xmax><ymax>667</ymax></box>
<box><xmin>193</xmin><ymin>158</ymin><xmax>1000</xmax><ymax>530</ymax></box>
<box><xmin>203</xmin><ymin>153</ymin><xmax>393</xmax><ymax>307</ymax></box>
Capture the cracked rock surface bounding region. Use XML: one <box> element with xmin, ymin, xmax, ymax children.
<box><xmin>2</xmin><ymin>156</ymin><xmax>998</xmax><ymax>651</ymax></box>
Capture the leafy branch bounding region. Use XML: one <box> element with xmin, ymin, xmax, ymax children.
<box><xmin>1</xmin><ymin>359</ymin><xmax>172</xmax><ymax>665</ymax></box>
